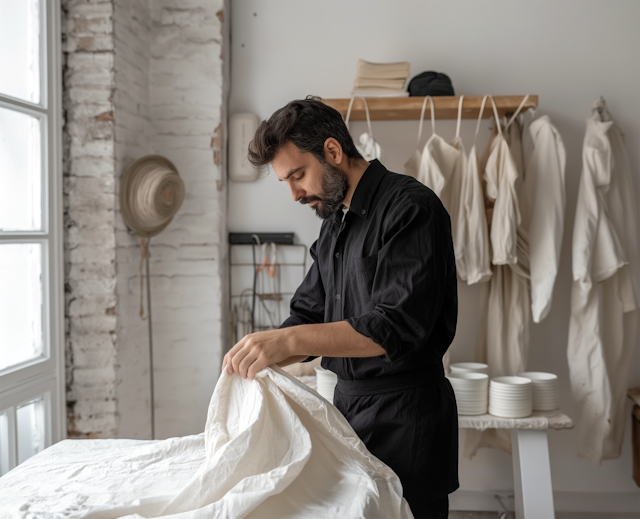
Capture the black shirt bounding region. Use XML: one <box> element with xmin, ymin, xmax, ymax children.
<box><xmin>281</xmin><ymin>159</ymin><xmax>458</xmax><ymax>379</ymax></box>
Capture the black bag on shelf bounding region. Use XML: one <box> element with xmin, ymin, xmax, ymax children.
<box><xmin>407</xmin><ymin>71</ymin><xmax>455</xmax><ymax>96</ymax></box>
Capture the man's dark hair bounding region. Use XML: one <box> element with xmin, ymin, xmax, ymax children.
<box><xmin>248</xmin><ymin>95</ymin><xmax>363</xmax><ymax>167</ymax></box>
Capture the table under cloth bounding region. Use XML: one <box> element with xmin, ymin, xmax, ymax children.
<box><xmin>0</xmin><ymin>367</ymin><xmax>412</xmax><ymax>519</ymax></box>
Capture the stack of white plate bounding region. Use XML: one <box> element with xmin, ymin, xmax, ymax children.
<box><xmin>447</xmin><ymin>372</ymin><xmax>489</xmax><ymax>415</ymax></box>
<box><xmin>450</xmin><ymin>362</ymin><xmax>489</xmax><ymax>374</ymax></box>
<box><xmin>489</xmin><ymin>376</ymin><xmax>533</xmax><ymax>418</ymax></box>
<box><xmin>517</xmin><ymin>372</ymin><xmax>559</xmax><ymax>411</ymax></box>
<box><xmin>314</xmin><ymin>366</ymin><xmax>338</xmax><ymax>402</ymax></box>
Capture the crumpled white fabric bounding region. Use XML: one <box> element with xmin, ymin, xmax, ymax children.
<box><xmin>567</xmin><ymin>99</ymin><xmax>639</xmax><ymax>464</ymax></box>
<box><xmin>520</xmin><ymin>115</ymin><xmax>567</xmax><ymax>323</ymax></box>
<box><xmin>0</xmin><ymin>367</ymin><xmax>413</xmax><ymax>519</ymax></box>
<box><xmin>356</xmin><ymin>132</ymin><xmax>384</xmax><ymax>162</ymax></box>
<box><xmin>455</xmin><ymin>97</ymin><xmax>492</xmax><ymax>285</ymax></box>
<box><xmin>466</xmin><ymin>100</ymin><xmax>531</xmax><ymax>458</ymax></box>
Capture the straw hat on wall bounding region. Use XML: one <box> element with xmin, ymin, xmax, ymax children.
<box><xmin>120</xmin><ymin>155</ymin><xmax>185</xmax><ymax>238</ymax></box>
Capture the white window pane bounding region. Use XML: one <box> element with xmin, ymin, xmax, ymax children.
<box><xmin>0</xmin><ymin>243</ymin><xmax>44</xmax><ymax>370</ymax></box>
<box><xmin>0</xmin><ymin>411</ymin><xmax>9</xmax><ymax>476</ymax></box>
<box><xmin>16</xmin><ymin>398</ymin><xmax>44</xmax><ymax>464</ymax></box>
<box><xmin>0</xmin><ymin>107</ymin><xmax>42</xmax><ymax>231</ymax></box>
<box><xmin>0</xmin><ymin>0</ymin><xmax>41</xmax><ymax>103</ymax></box>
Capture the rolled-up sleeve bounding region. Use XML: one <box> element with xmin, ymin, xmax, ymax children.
<box><xmin>346</xmin><ymin>201</ymin><xmax>455</xmax><ymax>362</ymax></box>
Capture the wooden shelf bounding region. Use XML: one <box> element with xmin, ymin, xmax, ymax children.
<box><xmin>323</xmin><ymin>95</ymin><xmax>538</xmax><ymax>121</ymax></box>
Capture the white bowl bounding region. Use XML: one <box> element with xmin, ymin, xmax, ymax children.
<box><xmin>315</xmin><ymin>366</ymin><xmax>337</xmax><ymax>401</ymax></box>
<box><xmin>489</xmin><ymin>406</ymin><xmax>532</xmax><ymax>419</ymax></box>
<box><xmin>517</xmin><ymin>372</ymin><xmax>557</xmax><ymax>382</ymax></box>
<box><xmin>450</xmin><ymin>362</ymin><xmax>489</xmax><ymax>374</ymax></box>
<box><xmin>448</xmin><ymin>372</ymin><xmax>489</xmax><ymax>381</ymax></box>
<box><xmin>491</xmin><ymin>376</ymin><xmax>533</xmax><ymax>387</ymax></box>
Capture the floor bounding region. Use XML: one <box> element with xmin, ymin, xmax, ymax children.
<box><xmin>450</xmin><ymin>513</ymin><xmax>639</xmax><ymax>519</ymax></box>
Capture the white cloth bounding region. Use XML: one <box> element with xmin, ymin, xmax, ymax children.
<box><xmin>456</xmin><ymin>96</ymin><xmax>492</xmax><ymax>284</ymax></box>
<box><xmin>416</xmin><ymin>96</ymin><xmax>466</xmax><ymax>275</ymax></box>
<box><xmin>520</xmin><ymin>115</ymin><xmax>567</xmax><ymax>323</ymax></box>
<box><xmin>356</xmin><ymin>132</ymin><xmax>384</xmax><ymax>162</ymax></box>
<box><xmin>483</xmin><ymin>97</ymin><xmax>531</xmax><ymax>374</ymax></box>
<box><xmin>0</xmin><ymin>367</ymin><xmax>413</xmax><ymax>519</ymax></box>
<box><xmin>484</xmin><ymin>132</ymin><xmax>521</xmax><ymax>266</ymax></box>
<box><xmin>466</xmin><ymin>97</ymin><xmax>531</xmax><ymax>458</ymax></box>
<box><xmin>344</xmin><ymin>97</ymin><xmax>384</xmax><ymax>162</ymax></box>
<box><xmin>567</xmin><ymin>99</ymin><xmax>639</xmax><ymax>464</ymax></box>
<box><xmin>403</xmin><ymin>96</ymin><xmax>432</xmax><ymax>179</ymax></box>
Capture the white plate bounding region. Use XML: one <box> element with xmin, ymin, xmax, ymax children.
<box><xmin>450</xmin><ymin>362</ymin><xmax>489</xmax><ymax>373</ymax></box>
<box><xmin>489</xmin><ymin>407</ymin><xmax>532</xmax><ymax>419</ymax></box>
<box><xmin>458</xmin><ymin>409</ymin><xmax>488</xmax><ymax>416</ymax></box>
<box><xmin>491</xmin><ymin>376</ymin><xmax>532</xmax><ymax>387</ymax></box>
<box><xmin>448</xmin><ymin>372</ymin><xmax>489</xmax><ymax>383</ymax></box>
<box><xmin>517</xmin><ymin>372</ymin><xmax>557</xmax><ymax>382</ymax></box>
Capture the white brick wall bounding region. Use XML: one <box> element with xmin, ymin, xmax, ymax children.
<box><xmin>62</xmin><ymin>0</ymin><xmax>118</xmax><ymax>439</ymax></box>
<box><xmin>147</xmin><ymin>0</ymin><xmax>226</xmax><ymax>439</ymax></box>
<box><xmin>113</xmin><ymin>0</ymin><xmax>153</xmax><ymax>440</ymax></box>
<box><xmin>62</xmin><ymin>0</ymin><xmax>227</xmax><ymax>439</ymax></box>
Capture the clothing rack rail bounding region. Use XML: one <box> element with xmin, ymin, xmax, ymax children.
<box><xmin>323</xmin><ymin>95</ymin><xmax>538</xmax><ymax>121</ymax></box>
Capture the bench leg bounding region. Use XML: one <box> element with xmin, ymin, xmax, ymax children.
<box><xmin>511</xmin><ymin>429</ymin><xmax>555</xmax><ymax>519</ymax></box>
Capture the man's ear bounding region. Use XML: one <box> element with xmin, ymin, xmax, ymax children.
<box><xmin>324</xmin><ymin>138</ymin><xmax>344</xmax><ymax>166</ymax></box>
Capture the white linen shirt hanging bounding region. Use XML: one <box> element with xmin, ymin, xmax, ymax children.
<box><xmin>456</xmin><ymin>96</ymin><xmax>492</xmax><ymax>284</ymax></box>
<box><xmin>465</xmin><ymin>97</ymin><xmax>531</xmax><ymax>459</ymax></box>
<box><xmin>416</xmin><ymin>97</ymin><xmax>466</xmax><ymax>274</ymax></box>
<box><xmin>521</xmin><ymin>116</ymin><xmax>566</xmax><ymax>323</ymax></box>
<box><xmin>404</xmin><ymin>96</ymin><xmax>432</xmax><ymax>179</ymax></box>
<box><xmin>567</xmin><ymin>99</ymin><xmax>639</xmax><ymax>464</ymax></box>
<box><xmin>483</xmin><ymin>130</ymin><xmax>521</xmax><ymax>266</ymax></box>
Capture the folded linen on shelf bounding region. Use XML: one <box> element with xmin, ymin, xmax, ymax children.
<box><xmin>352</xmin><ymin>59</ymin><xmax>410</xmax><ymax>97</ymax></box>
<box><xmin>351</xmin><ymin>89</ymin><xmax>409</xmax><ymax>97</ymax></box>
<box><xmin>353</xmin><ymin>77</ymin><xmax>407</xmax><ymax>90</ymax></box>
<box><xmin>0</xmin><ymin>366</ymin><xmax>412</xmax><ymax>519</ymax></box>
<box><xmin>355</xmin><ymin>59</ymin><xmax>411</xmax><ymax>79</ymax></box>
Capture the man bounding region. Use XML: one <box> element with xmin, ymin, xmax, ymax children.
<box><xmin>222</xmin><ymin>96</ymin><xmax>458</xmax><ymax>518</ymax></box>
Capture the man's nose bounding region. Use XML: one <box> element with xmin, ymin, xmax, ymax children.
<box><xmin>289</xmin><ymin>184</ymin><xmax>304</xmax><ymax>202</ymax></box>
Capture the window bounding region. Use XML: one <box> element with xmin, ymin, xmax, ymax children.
<box><xmin>0</xmin><ymin>0</ymin><xmax>64</xmax><ymax>475</ymax></box>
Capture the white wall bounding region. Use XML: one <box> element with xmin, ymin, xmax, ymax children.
<box><xmin>114</xmin><ymin>0</ymin><xmax>228</xmax><ymax>441</ymax></box>
<box><xmin>228</xmin><ymin>0</ymin><xmax>640</xmax><ymax>511</ymax></box>
<box><xmin>63</xmin><ymin>0</ymin><xmax>227</xmax><ymax>441</ymax></box>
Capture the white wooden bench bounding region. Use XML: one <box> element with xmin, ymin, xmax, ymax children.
<box><xmin>459</xmin><ymin>410</ymin><xmax>574</xmax><ymax>519</ymax></box>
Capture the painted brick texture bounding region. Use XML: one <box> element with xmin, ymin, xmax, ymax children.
<box><xmin>62</xmin><ymin>0</ymin><xmax>117</xmax><ymax>439</ymax></box>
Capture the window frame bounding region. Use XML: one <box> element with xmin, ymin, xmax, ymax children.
<box><xmin>0</xmin><ymin>0</ymin><xmax>65</xmax><ymax>471</ymax></box>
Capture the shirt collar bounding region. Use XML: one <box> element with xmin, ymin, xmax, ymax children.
<box><xmin>348</xmin><ymin>159</ymin><xmax>386</xmax><ymax>220</ymax></box>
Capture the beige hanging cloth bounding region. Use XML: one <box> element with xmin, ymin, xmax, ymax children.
<box><xmin>456</xmin><ymin>95</ymin><xmax>492</xmax><ymax>285</ymax></box>
<box><xmin>344</xmin><ymin>97</ymin><xmax>384</xmax><ymax>162</ymax></box>
<box><xmin>513</xmin><ymin>112</ymin><xmax>567</xmax><ymax>323</ymax></box>
<box><xmin>568</xmin><ymin>98</ymin><xmax>639</xmax><ymax>464</ymax></box>
<box><xmin>466</xmin><ymin>96</ymin><xmax>531</xmax><ymax>458</ymax></box>
<box><xmin>415</xmin><ymin>96</ymin><xmax>466</xmax><ymax>260</ymax></box>
<box><xmin>403</xmin><ymin>95</ymin><xmax>432</xmax><ymax>179</ymax></box>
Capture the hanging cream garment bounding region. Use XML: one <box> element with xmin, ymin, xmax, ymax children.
<box><xmin>416</xmin><ymin>96</ymin><xmax>466</xmax><ymax>273</ymax></box>
<box><xmin>456</xmin><ymin>95</ymin><xmax>492</xmax><ymax>285</ymax></box>
<box><xmin>0</xmin><ymin>367</ymin><xmax>413</xmax><ymax>519</ymax></box>
<box><xmin>517</xmin><ymin>114</ymin><xmax>567</xmax><ymax>323</ymax></box>
<box><xmin>567</xmin><ymin>98</ymin><xmax>639</xmax><ymax>464</ymax></box>
<box><xmin>403</xmin><ymin>95</ymin><xmax>432</xmax><ymax>179</ymax></box>
<box><xmin>465</xmin><ymin>96</ymin><xmax>532</xmax><ymax>457</ymax></box>
<box><xmin>344</xmin><ymin>97</ymin><xmax>384</xmax><ymax>162</ymax></box>
<box><xmin>483</xmin><ymin>96</ymin><xmax>531</xmax><ymax>376</ymax></box>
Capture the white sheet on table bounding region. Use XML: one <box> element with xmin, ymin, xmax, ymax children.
<box><xmin>0</xmin><ymin>366</ymin><xmax>412</xmax><ymax>519</ymax></box>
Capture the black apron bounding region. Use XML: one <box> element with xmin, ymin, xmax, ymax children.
<box><xmin>333</xmin><ymin>365</ymin><xmax>458</xmax><ymax>517</ymax></box>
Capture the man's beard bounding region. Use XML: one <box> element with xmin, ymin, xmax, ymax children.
<box><xmin>299</xmin><ymin>163</ymin><xmax>349</xmax><ymax>219</ymax></box>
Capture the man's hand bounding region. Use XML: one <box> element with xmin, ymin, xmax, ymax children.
<box><xmin>222</xmin><ymin>328</ymin><xmax>293</xmax><ymax>380</ymax></box>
